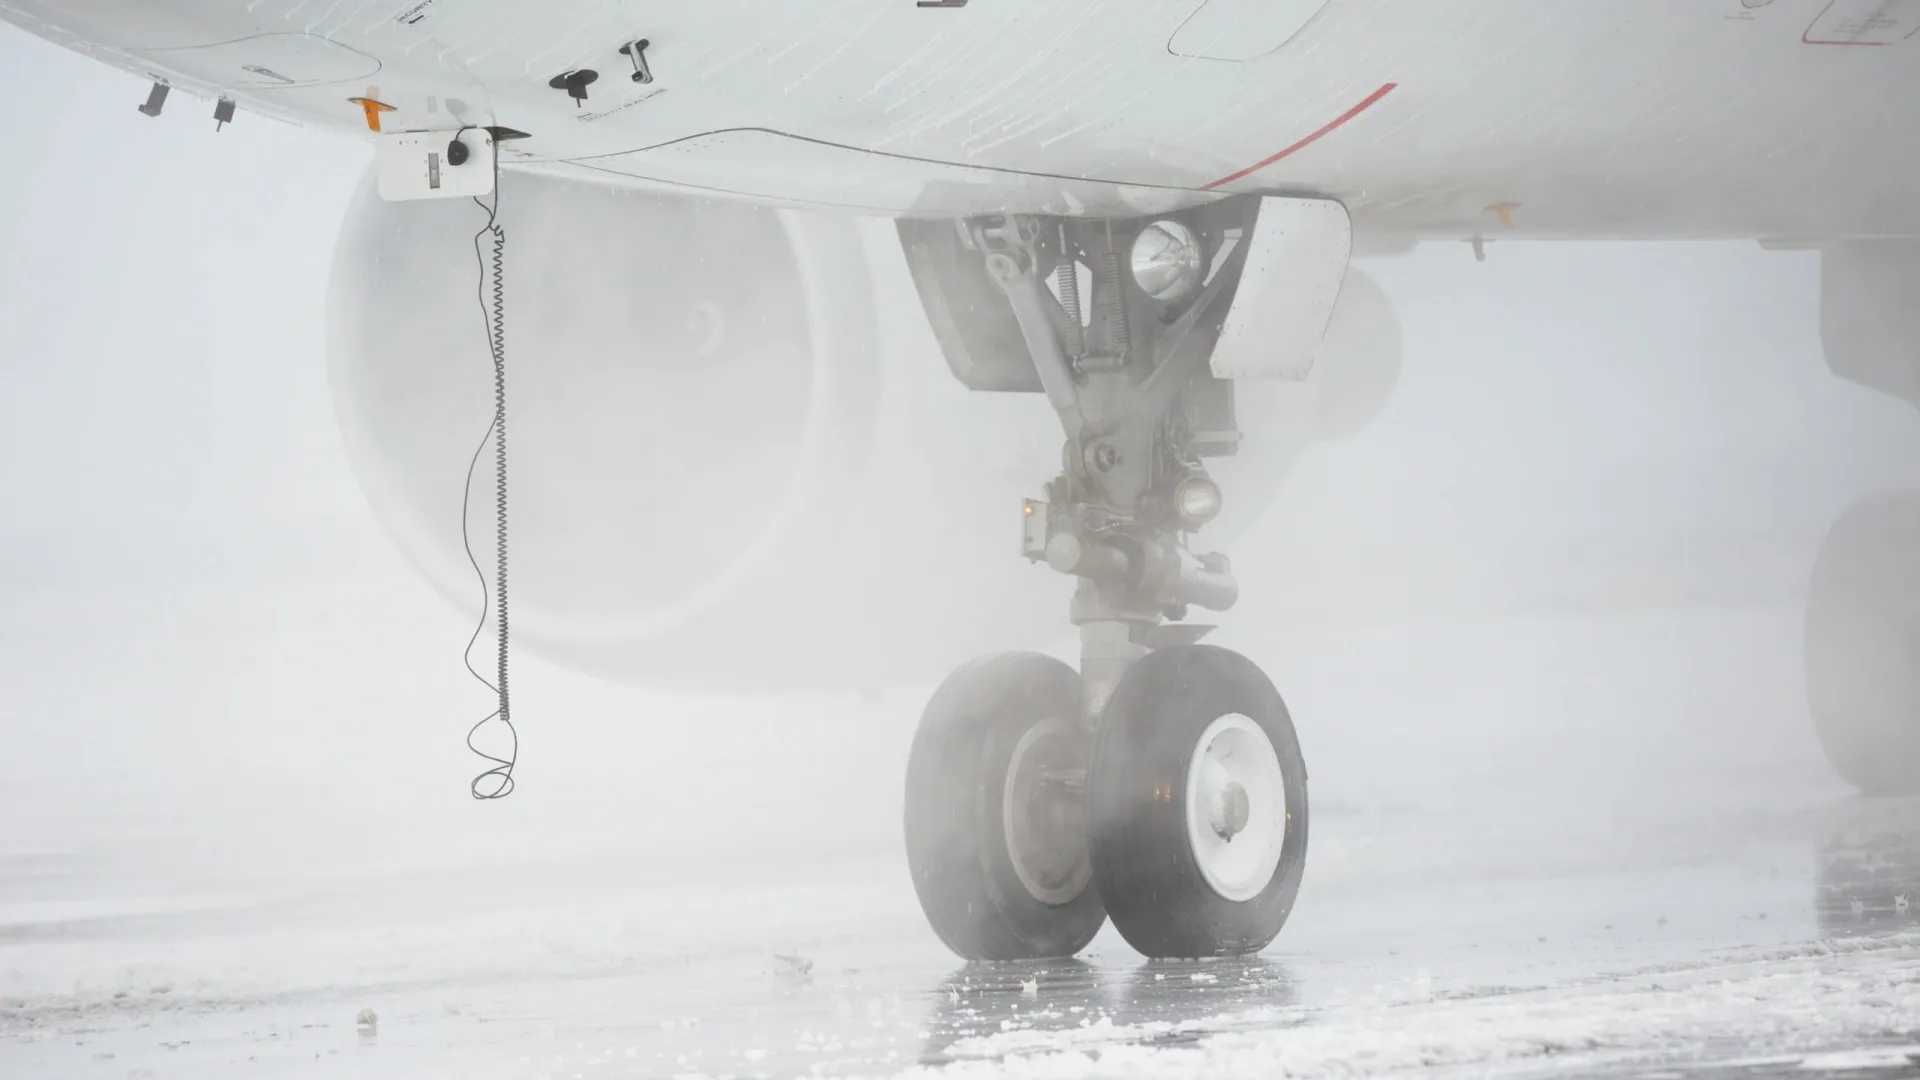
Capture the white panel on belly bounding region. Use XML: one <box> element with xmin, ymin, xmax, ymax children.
<box><xmin>1802</xmin><ymin>0</ymin><xmax>1920</xmax><ymax>45</ymax></box>
<box><xmin>129</xmin><ymin>32</ymin><xmax>380</xmax><ymax>90</ymax></box>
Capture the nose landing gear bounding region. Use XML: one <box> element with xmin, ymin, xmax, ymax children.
<box><xmin>902</xmin><ymin>203</ymin><xmax>1326</xmax><ymax>960</ymax></box>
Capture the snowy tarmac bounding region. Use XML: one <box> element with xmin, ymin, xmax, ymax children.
<box><xmin>3</xmin><ymin>608</ymin><xmax>1918</xmax><ymax>1079</ymax></box>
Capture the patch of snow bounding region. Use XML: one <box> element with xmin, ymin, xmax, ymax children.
<box><xmin>869</xmin><ymin>935</ymin><xmax>1920</xmax><ymax>1080</ymax></box>
<box><xmin>1796</xmin><ymin>1045</ymin><xmax>1920</xmax><ymax>1071</ymax></box>
<box><xmin>0</xmin><ymin>869</ymin><xmax>910</xmax><ymax>1022</ymax></box>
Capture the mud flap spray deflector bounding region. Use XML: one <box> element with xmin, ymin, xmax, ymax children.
<box><xmin>1210</xmin><ymin>196</ymin><xmax>1352</xmax><ymax>382</ymax></box>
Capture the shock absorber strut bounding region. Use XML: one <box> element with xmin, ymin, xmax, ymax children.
<box><xmin>1056</xmin><ymin>260</ymin><xmax>1086</xmax><ymax>360</ymax></box>
<box><xmin>1094</xmin><ymin>246</ymin><xmax>1130</xmax><ymax>362</ymax></box>
<box><xmin>975</xmin><ymin>205</ymin><xmax>1260</xmax><ymax>723</ymax></box>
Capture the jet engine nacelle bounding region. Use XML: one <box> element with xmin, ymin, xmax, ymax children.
<box><xmin>325</xmin><ymin>171</ymin><xmax>1391</xmax><ymax>693</ymax></box>
<box><xmin>1306</xmin><ymin>266</ymin><xmax>1402</xmax><ymax>443</ymax></box>
<box><xmin>1821</xmin><ymin>240</ymin><xmax>1920</xmax><ymax>411</ymax></box>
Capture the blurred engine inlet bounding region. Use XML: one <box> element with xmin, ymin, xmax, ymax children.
<box><xmin>326</xmin><ymin>170</ymin><xmax>894</xmax><ymax>690</ymax></box>
<box><xmin>324</xmin><ymin>172</ymin><xmax>1388</xmax><ymax>692</ymax></box>
<box><xmin>1820</xmin><ymin>240</ymin><xmax>1920</xmax><ymax>412</ymax></box>
<box><xmin>1308</xmin><ymin>267</ymin><xmax>1402</xmax><ymax>443</ymax></box>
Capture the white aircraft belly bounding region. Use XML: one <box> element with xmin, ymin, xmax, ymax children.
<box><xmin>2</xmin><ymin>0</ymin><xmax>1915</xmax><ymax>237</ymax></box>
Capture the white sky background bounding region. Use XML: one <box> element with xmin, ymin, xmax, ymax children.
<box><xmin>1</xmin><ymin>22</ymin><xmax>1916</xmax><ymax>892</ymax></box>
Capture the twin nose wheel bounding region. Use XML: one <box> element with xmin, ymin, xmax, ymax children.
<box><xmin>903</xmin><ymin>645</ymin><xmax>1309</xmax><ymax>961</ymax></box>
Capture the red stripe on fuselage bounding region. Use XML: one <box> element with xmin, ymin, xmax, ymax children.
<box><xmin>1199</xmin><ymin>82</ymin><xmax>1397</xmax><ymax>191</ymax></box>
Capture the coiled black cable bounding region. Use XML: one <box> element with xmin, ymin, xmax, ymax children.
<box><xmin>462</xmin><ymin>142</ymin><xmax>516</xmax><ymax>800</ymax></box>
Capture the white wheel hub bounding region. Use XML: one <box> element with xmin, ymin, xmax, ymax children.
<box><xmin>1184</xmin><ymin>713</ymin><xmax>1287</xmax><ymax>902</ymax></box>
<box><xmin>1003</xmin><ymin>717</ymin><xmax>1093</xmax><ymax>906</ymax></box>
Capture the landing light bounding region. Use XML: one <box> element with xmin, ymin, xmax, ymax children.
<box><xmin>1175</xmin><ymin>475</ymin><xmax>1223</xmax><ymax>527</ymax></box>
<box><xmin>1130</xmin><ymin>220</ymin><xmax>1204</xmax><ymax>303</ymax></box>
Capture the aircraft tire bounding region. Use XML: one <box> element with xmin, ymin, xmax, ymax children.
<box><xmin>904</xmin><ymin>653</ymin><xmax>1107</xmax><ymax>961</ymax></box>
<box><xmin>1088</xmin><ymin>645</ymin><xmax>1309</xmax><ymax>959</ymax></box>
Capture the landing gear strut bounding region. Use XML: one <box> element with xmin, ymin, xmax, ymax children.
<box><xmin>904</xmin><ymin>203</ymin><xmax>1318</xmax><ymax>960</ymax></box>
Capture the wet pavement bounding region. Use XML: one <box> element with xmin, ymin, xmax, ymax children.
<box><xmin>3</xmin><ymin>610</ymin><xmax>1918</xmax><ymax>1078</ymax></box>
<box><xmin>2</xmin><ymin>792</ymin><xmax>1915</xmax><ymax>1078</ymax></box>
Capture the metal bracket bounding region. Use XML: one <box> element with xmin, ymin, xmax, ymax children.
<box><xmin>137</xmin><ymin>82</ymin><xmax>169</xmax><ymax>118</ymax></box>
<box><xmin>619</xmin><ymin>40</ymin><xmax>654</xmax><ymax>84</ymax></box>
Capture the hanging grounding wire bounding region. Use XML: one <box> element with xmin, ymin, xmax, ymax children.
<box><xmin>462</xmin><ymin>144</ymin><xmax>516</xmax><ymax>799</ymax></box>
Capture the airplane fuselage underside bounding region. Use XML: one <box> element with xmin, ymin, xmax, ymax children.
<box><xmin>3</xmin><ymin>0</ymin><xmax>1918</xmax><ymax>240</ymax></box>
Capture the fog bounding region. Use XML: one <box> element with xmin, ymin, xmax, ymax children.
<box><xmin>3</xmin><ymin>21</ymin><xmax>1919</xmax><ymax>1068</ymax></box>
